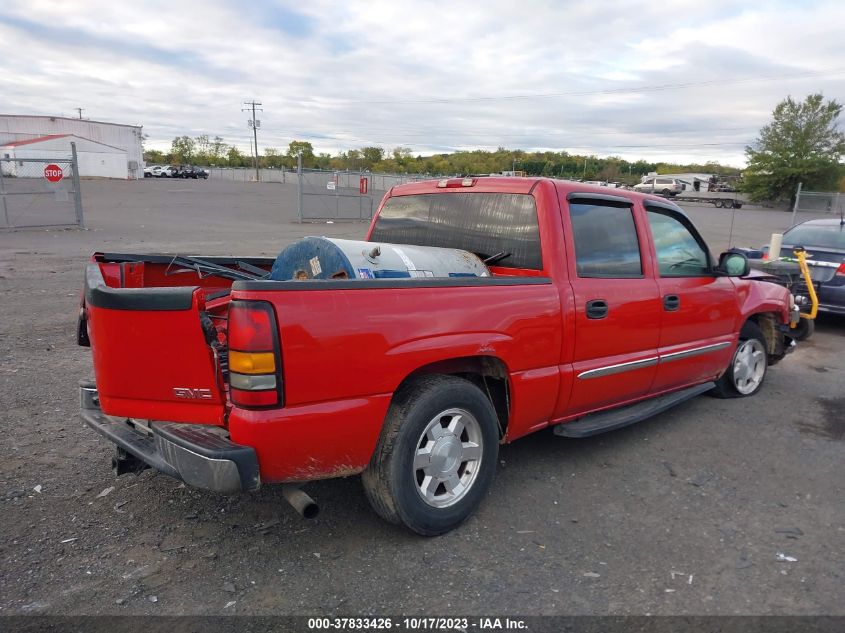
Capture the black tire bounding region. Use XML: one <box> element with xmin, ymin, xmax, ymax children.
<box><xmin>362</xmin><ymin>375</ymin><xmax>499</xmax><ymax>536</ymax></box>
<box><xmin>792</xmin><ymin>318</ymin><xmax>814</xmax><ymax>341</ymax></box>
<box><xmin>710</xmin><ymin>321</ymin><xmax>768</xmax><ymax>398</ymax></box>
<box><xmin>662</xmin><ymin>188</ymin><xmax>671</xmax><ymax>197</ymax></box>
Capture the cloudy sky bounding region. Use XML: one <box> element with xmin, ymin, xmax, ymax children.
<box><xmin>2</xmin><ymin>0</ymin><xmax>844</xmax><ymax>166</ymax></box>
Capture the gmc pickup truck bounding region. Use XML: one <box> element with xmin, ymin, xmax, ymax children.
<box><xmin>78</xmin><ymin>177</ymin><xmax>798</xmax><ymax>535</ymax></box>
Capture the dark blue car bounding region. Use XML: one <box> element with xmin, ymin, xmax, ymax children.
<box><xmin>763</xmin><ymin>218</ymin><xmax>845</xmax><ymax>316</ymax></box>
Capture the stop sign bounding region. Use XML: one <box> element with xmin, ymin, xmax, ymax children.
<box><xmin>44</xmin><ymin>164</ymin><xmax>64</xmax><ymax>183</ymax></box>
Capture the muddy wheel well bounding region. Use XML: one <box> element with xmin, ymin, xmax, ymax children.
<box><xmin>399</xmin><ymin>356</ymin><xmax>510</xmax><ymax>439</ymax></box>
<box><xmin>747</xmin><ymin>312</ymin><xmax>786</xmax><ymax>361</ymax></box>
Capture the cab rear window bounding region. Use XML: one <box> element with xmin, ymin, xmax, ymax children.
<box><xmin>371</xmin><ymin>193</ymin><xmax>542</xmax><ymax>270</ymax></box>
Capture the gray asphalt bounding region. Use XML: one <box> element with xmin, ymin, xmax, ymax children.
<box><xmin>0</xmin><ymin>178</ymin><xmax>842</xmax><ymax>615</ymax></box>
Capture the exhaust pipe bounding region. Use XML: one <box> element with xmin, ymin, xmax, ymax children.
<box><xmin>281</xmin><ymin>484</ymin><xmax>319</xmax><ymax>519</ymax></box>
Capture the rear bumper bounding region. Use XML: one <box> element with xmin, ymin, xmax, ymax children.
<box><xmin>80</xmin><ymin>383</ymin><xmax>260</xmax><ymax>494</ymax></box>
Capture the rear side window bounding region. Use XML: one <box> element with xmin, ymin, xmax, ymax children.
<box><xmin>371</xmin><ymin>193</ymin><xmax>542</xmax><ymax>269</ymax></box>
<box><xmin>569</xmin><ymin>202</ymin><xmax>642</xmax><ymax>278</ymax></box>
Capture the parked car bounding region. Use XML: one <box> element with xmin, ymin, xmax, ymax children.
<box><xmin>195</xmin><ymin>167</ymin><xmax>209</xmax><ymax>180</ymax></box>
<box><xmin>77</xmin><ymin>178</ymin><xmax>796</xmax><ymax>535</ymax></box>
<box><xmin>176</xmin><ymin>165</ymin><xmax>201</xmax><ymax>179</ymax></box>
<box><xmin>758</xmin><ymin>218</ymin><xmax>845</xmax><ymax>316</ymax></box>
<box><xmin>156</xmin><ymin>166</ymin><xmax>178</xmax><ymax>178</ymax></box>
<box><xmin>634</xmin><ymin>177</ymin><xmax>686</xmax><ymax>197</ymax></box>
<box><xmin>144</xmin><ymin>165</ymin><xmax>166</xmax><ymax>178</ymax></box>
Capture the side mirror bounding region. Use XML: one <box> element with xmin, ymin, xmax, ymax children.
<box><xmin>718</xmin><ymin>251</ymin><xmax>750</xmax><ymax>277</ymax></box>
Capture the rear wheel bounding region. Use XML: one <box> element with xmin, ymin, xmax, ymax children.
<box><xmin>711</xmin><ymin>321</ymin><xmax>768</xmax><ymax>398</ymax></box>
<box><xmin>662</xmin><ymin>188</ymin><xmax>671</xmax><ymax>197</ymax></box>
<box><xmin>362</xmin><ymin>375</ymin><xmax>499</xmax><ymax>536</ymax></box>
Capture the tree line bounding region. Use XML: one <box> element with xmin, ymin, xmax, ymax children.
<box><xmin>144</xmin><ymin>136</ymin><xmax>738</xmax><ymax>185</ymax></box>
<box><xmin>143</xmin><ymin>93</ymin><xmax>845</xmax><ymax>200</ymax></box>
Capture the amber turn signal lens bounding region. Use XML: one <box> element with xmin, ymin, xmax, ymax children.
<box><xmin>229</xmin><ymin>350</ymin><xmax>276</xmax><ymax>374</ymax></box>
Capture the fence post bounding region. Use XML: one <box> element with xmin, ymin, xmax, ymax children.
<box><xmin>297</xmin><ymin>154</ymin><xmax>303</xmax><ymax>223</ymax></box>
<box><xmin>0</xmin><ymin>163</ymin><xmax>9</xmax><ymax>228</ymax></box>
<box><xmin>70</xmin><ymin>142</ymin><xmax>85</xmax><ymax>229</ymax></box>
<box><xmin>789</xmin><ymin>182</ymin><xmax>802</xmax><ymax>227</ymax></box>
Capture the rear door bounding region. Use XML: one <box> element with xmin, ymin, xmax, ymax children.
<box><xmin>559</xmin><ymin>193</ymin><xmax>662</xmax><ymax>415</ymax></box>
<box><xmin>643</xmin><ymin>202</ymin><xmax>739</xmax><ymax>392</ymax></box>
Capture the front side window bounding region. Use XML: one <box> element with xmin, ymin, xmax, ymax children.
<box><xmin>371</xmin><ymin>192</ymin><xmax>541</xmax><ymax>269</ymax></box>
<box><xmin>647</xmin><ymin>208</ymin><xmax>711</xmax><ymax>276</ymax></box>
<box><xmin>569</xmin><ymin>202</ymin><xmax>642</xmax><ymax>278</ymax></box>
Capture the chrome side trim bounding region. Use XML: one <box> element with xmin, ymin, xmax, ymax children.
<box><xmin>660</xmin><ymin>341</ymin><xmax>732</xmax><ymax>363</ymax></box>
<box><xmin>576</xmin><ymin>341</ymin><xmax>733</xmax><ymax>380</ymax></box>
<box><xmin>577</xmin><ymin>356</ymin><xmax>659</xmax><ymax>379</ymax></box>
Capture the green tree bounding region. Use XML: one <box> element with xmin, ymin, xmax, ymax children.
<box><xmin>262</xmin><ymin>147</ymin><xmax>285</xmax><ymax>169</ymax></box>
<box><xmin>361</xmin><ymin>146</ymin><xmax>385</xmax><ymax>169</ymax></box>
<box><xmin>744</xmin><ymin>94</ymin><xmax>845</xmax><ymax>202</ymax></box>
<box><xmin>287</xmin><ymin>140</ymin><xmax>316</xmax><ymax>167</ymax></box>
<box><xmin>144</xmin><ymin>149</ymin><xmax>166</xmax><ymax>164</ymax></box>
<box><xmin>209</xmin><ymin>136</ymin><xmax>226</xmax><ymax>164</ymax></box>
<box><xmin>171</xmin><ymin>136</ymin><xmax>196</xmax><ymax>164</ymax></box>
<box><xmin>226</xmin><ymin>145</ymin><xmax>245</xmax><ymax>167</ymax></box>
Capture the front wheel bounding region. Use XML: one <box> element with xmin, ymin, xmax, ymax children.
<box><xmin>792</xmin><ymin>317</ymin><xmax>814</xmax><ymax>341</ymax></box>
<box><xmin>362</xmin><ymin>375</ymin><xmax>499</xmax><ymax>536</ymax></box>
<box><xmin>711</xmin><ymin>321</ymin><xmax>768</xmax><ymax>398</ymax></box>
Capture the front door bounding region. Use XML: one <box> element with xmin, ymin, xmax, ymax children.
<box><xmin>644</xmin><ymin>204</ymin><xmax>739</xmax><ymax>392</ymax></box>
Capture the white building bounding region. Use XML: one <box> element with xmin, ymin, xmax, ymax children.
<box><xmin>1</xmin><ymin>134</ymin><xmax>129</xmax><ymax>179</ymax></box>
<box><xmin>0</xmin><ymin>115</ymin><xmax>143</xmax><ymax>179</ymax></box>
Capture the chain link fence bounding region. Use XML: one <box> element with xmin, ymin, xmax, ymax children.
<box><xmin>794</xmin><ymin>190</ymin><xmax>844</xmax><ymax>216</ymax></box>
<box><xmin>296</xmin><ymin>169</ymin><xmax>429</xmax><ymax>222</ymax></box>
<box><xmin>1</xmin><ymin>146</ymin><xmax>84</xmax><ymax>230</ymax></box>
<box><xmin>206</xmin><ymin>167</ymin><xmax>289</xmax><ymax>183</ymax></box>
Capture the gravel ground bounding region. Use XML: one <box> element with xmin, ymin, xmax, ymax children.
<box><xmin>0</xmin><ymin>179</ymin><xmax>843</xmax><ymax>615</ymax></box>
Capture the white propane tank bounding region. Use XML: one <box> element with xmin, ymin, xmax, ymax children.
<box><xmin>769</xmin><ymin>233</ymin><xmax>783</xmax><ymax>260</ymax></box>
<box><xmin>270</xmin><ymin>237</ymin><xmax>491</xmax><ymax>281</ymax></box>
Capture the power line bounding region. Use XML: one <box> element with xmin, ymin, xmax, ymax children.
<box><xmin>335</xmin><ymin>67</ymin><xmax>845</xmax><ymax>105</ymax></box>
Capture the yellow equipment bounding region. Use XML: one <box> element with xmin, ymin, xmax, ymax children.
<box><xmin>791</xmin><ymin>247</ymin><xmax>819</xmax><ymax>326</ymax></box>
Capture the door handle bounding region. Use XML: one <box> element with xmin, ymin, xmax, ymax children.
<box><xmin>663</xmin><ymin>294</ymin><xmax>681</xmax><ymax>311</ymax></box>
<box><xmin>586</xmin><ymin>299</ymin><xmax>609</xmax><ymax>319</ymax></box>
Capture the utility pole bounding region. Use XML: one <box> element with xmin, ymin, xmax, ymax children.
<box><xmin>242</xmin><ymin>100</ymin><xmax>263</xmax><ymax>181</ymax></box>
<box><xmin>75</xmin><ymin>108</ymin><xmax>84</xmax><ymax>119</ymax></box>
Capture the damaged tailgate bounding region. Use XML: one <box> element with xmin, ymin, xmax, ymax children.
<box><xmin>82</xmin><ymin>259</ymin><xmax>227</xmax><ymax>424</ymax></box>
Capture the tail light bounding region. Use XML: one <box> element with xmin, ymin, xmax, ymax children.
<box><xmin>836</xmin><ymin>263</ymin><xmax>845</xmax><ymax>277</ymax></box>
<box><xmin>227</xmin><ymin>300</ymin><xmax>283</xmax><ymax>408</ymax></box>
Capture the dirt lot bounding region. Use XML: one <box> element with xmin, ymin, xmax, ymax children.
<box><xmin>0</xmin><ymin>179</ymin><xmax>843</xmax><ymax>615</ymax></box>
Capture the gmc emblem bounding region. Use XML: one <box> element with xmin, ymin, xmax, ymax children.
<box><xmin>173</xmin><ymin>387</ymin><xmax>213</xmax><ymax>400</ymax></box>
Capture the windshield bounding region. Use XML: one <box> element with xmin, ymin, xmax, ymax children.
<box><xmin>371</xmin><ymin>192</ymin><xmax>542</xmax><ymax>269</ymax></box>
<box><xmin>784</xmin><ymin>224</ymin><xmax>845</xmax><ymax>251</ymax></box>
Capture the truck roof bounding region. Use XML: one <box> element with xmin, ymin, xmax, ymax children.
<box><xmin>389</xmin><ymin>176</ymin><xmax>686</xmax><ymax>209</ymax></box>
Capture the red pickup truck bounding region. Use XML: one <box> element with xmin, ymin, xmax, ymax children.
<box><xmin>78</xmin><ymin>178</ymin><xmax>798</xmax><ymax>535</ymax></box>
